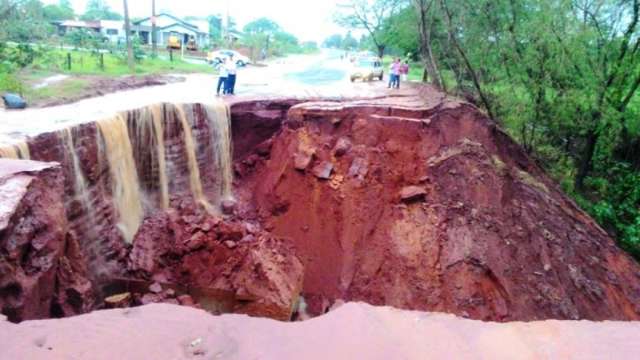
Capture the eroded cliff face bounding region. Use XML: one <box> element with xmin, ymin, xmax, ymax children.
<box><xmin>1</xmin><ymin>92</ymin><xmax>639</xmax><ymax>323</ymax></box>
<box><xmin>0</xmin><ymin>160</ymin><xmax>93</xmax><ymax>322</ymax></box>
<box><xmin>235</xmin><ymin>98</ymin><xmax>640</xmax><ymax>321</ymax></box>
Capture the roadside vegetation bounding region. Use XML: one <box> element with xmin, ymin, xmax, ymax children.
<box><xmin>331</xmin><ymin>0</ymin><xmax>640</xmax><ymax>259</ymax></box>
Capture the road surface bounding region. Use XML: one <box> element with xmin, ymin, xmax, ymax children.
<box><xmin>0</xmin><ymin>50</ymin><xmax>410</xmax><ymax>146</ymax></box>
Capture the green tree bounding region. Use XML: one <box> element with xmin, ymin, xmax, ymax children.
<box><xmin>323</xmin><ymin>34</ymin><xmax>343</xmax><ymax>48</ymax></box>
<box><xmin>43</xmin><ymin>0</ymin><xmax>74</xmax><ymax>21</ymax></box>
<box><xmin>334</xmin><ymin>0</ymin><xmax>406</xmax><ymax>57</ymax></box>
<box><xmin>81</xmin><ymin>0</ymin><xmax>122</xmax><ymax>20</ymax></box>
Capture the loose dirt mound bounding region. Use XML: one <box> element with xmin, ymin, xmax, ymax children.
<box><xmin>232</xmin><ymin>97</ymin><xmax>640</xmax><ymax>321</ymax></box>
<box><xmin>127</xmin><ymin>199</ymin><xmax>304</xmax><ymax>320</ymax></box>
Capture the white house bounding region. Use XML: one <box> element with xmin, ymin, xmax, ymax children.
<box><xmin>132</xmin><ymin>13</ymin><xmax>210</xmax><ymax>48</ymax></box>
<box><xmin>99</xmin><ymin>20</ymin><xmax>125</xmax><ymax>43</ymax></box>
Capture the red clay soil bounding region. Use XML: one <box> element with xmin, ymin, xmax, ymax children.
<box><xmin>127</xmin><ymin>198</ymin><xmax>304</xmax><ymax>320</ymax></box>
<box><xmin>0</xmin><ymin>159</ymin><xmax>93</xmax><ymax>322</ymax></box>
<box><xmin>232</xmin><ymin>92</ymin><xmax>640</xmax><ymax>321</ymax></box>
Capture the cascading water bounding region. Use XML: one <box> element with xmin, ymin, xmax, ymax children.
<box><xmin>96</xmin><ymin>113</ymin><xmax>144</xmax><ymax>244</ymax></box>
<box><xmin>133</xmin><ymin>104</ymin><xmax>170</xmax><ymax>210</ymax></box>
<box><xmin>0</xmin><ymin>100</ymin><xmax>233</xmax><ymax>247</ymax></box>
<box><xmin>0</xmin><ymin>142</ymin><xmax>30</xmax><ymax>160</ymax></box>
<box><xmin>59</xmin><ymin>128</ymin><xmax>94</xmax><ymax>221</ymax></box>
<box><xmin>203</xmin><ymin>103</ymin><xmax>234</xmax><ymax>203</ymax></box>
<box><xmin>174</xmin><ymin>103</ymin><xmax>212</xmax><ymax>212</ymax></box>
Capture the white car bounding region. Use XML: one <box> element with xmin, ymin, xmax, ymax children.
<box><xmin>207</xmin><ymin>50</ymin><xmax>251</xmax><ymax>67</ymax></box>
<box><xmin>350</xmin><ymin>57</ymin><xmax>384</xmax><ymax>82</ymax></box>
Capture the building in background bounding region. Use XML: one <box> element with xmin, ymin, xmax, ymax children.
<box><xmin>132</xmin><ymin>13</ymin><xmax>210</xmax><ymax>49</ymax></box>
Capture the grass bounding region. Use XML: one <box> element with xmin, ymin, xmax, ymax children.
<box><xmin>32</xmin><ymin>50</ymin><xmax>213</xmax><ymax>76</ymax></box>
<box><xmin>25</xmin><ymin>78</ymin><xmax>90</xmax><ymax>104</ymax></box>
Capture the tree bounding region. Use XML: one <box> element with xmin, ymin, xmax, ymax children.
<box><xmin>334</xmin><ymin>0</ymin><xmax>406</xmax><ymax>57</ymax></box>
<box><xmin>43</xmin><ymin>0</ymin><xmax>75</xmax><ymax>21</ymax></box>
<box><xmin>122</xmin><ymin>0</ymin><xmax>133</xmax><ymax>72</ymax></box>
<box><xmin>243</xmin><ymin>17</ymin><xmax>281</xmax><ymax>35</ymax></box>
<box><xmin>243</xmin><ymin>18</ymin><xmax>282</xmax><ymax>59</ymax></box>
<box><xmin>0</xmin><ymin>0</ymin><xmax>51</xmax><ymax>42</ymax></box>
<box><xmin>342</xmin><ymin>31</ymin><xmax>358</xmax><ymax>50</ymax></box>
<box><xmin>323</xmin><ymin>34</ymin><xmax>343</xmax><ymax>48</ymax></box>
<box><xmin>81</xmin><ymin>0</ymin><xmax>122</xmax><ymax>20</ymax></box>
<box><xmin>412</xmin><ymin>0</ymin><xmax>443</xmax><ymax>89</ymax></box>
<box><xmin>151</xmin><ymin>0</ymin><xmax>157</xmax><ymax>56</ymax></box>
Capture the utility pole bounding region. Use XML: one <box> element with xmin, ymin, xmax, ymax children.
<box><xmin>123</xmin><ymin>0</ymin><xmax>134</xmax><ymax>72</ymax></box>
<box><xmin>224</xmin><ymin>0</ymin><xmax>230</xmax><ymax>46</ymax></box>
<box><xmin>151</xmin><ymin>0</ymin><xmax>157</xmax><ymax>57</ymax></box>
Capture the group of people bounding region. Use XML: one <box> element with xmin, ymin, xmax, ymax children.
<box><xmin>216</xmin><ymin>56</ymin><xmax>238</xmax><ymax>96</ymax></box>
<box><xmin>388</xmin><ymin>58</ymin><xmax>409</xmax><ymax>89</ymax></box>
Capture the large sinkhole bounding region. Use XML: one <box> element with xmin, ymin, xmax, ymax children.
<box><xmin>1</xmin><ymin>97</ymin><xmax>640</xmax><ymax>324</ymax></box>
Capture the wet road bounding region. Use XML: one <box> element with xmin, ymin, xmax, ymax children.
<box><xmin>0</xmin><ymin>50</ymin><xmax>399</xmax><ymax>145</ymax></box>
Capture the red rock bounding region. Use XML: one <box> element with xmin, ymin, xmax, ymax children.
<box><xmin>312</xmin><ymin>161</ymin><xmax>333</xmax><ymax>180</ymax></box>
<box><xmin>149</xmin><ymin>283</ymin><xmax>162</xmax><ymax>294</ymax></box>
<box><xmin>177</xmin><ymin>294</ymin><xmax>196</xmax><ymax>307</ymax></box>
<box><xmin>221</xmin><ymin>199</ymin><xmax>237</xmax><ymax>215</ymax></box>
<box><xmin>399</xmin><ymin>186</ymin><xmax>427</xmax><ymax>202</ymax></box>
<box><xmin>293</xmin><ymin>152</ymin><xmax>313</xmax><ymax>171</ymax></box>
<box><xmin>333</xmin><ymin>137</ymin><xmax>352</xmax><ymax>157</ymax></box>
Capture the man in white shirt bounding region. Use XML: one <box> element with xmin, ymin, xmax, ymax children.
<box><xmin>216</xmin><ymin>58</ymin><xmax>228</xmax><ymax>96</ymax></box>
<box><xmin>225</xmin><ymin>55</ymin><xmax>238</xmax><ymax>95</ymax></box>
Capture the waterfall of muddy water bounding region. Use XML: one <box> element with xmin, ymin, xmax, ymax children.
<box><xmin>0</xmin><ymin>142</ymin><xmax>30</xmax><ymax>159</ymax></box>
<box><xmin>135</xmin><ymin>105</ymin><xmax>169</xmax><ymax>210</ymax></box>
<box><xmin>96</xmin><ymin>114</ymin><xmax>144</xmax><ymax>243</ymax></box>
<box><xmin>60</xmin><ymin>128</ymin><xmax>94</xmax><ymax>222</ymax></box>
<box><xmin>203</xmin><ymin>102</ymin><xmax>234</xmax><ymax>203</ymax></box>
<box><xmin>174</xmin><ymin>104</ymin><xmax>213</xmax><ymax>212</ymax></box>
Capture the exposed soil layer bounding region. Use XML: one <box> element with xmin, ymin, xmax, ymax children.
<box><xmin>1</xmin><ymin>88</ymin><xmax>640</xmax><ymax>324</ymax></box>
<box><xmin>234</xmin><ymin>96</ymin><xmax>640</xmax><ymax>321</ymax></box>
<box><xmin>0</xmin><ymin>159</ymin><xmax>93</xmax><ymax>322</ymax></box>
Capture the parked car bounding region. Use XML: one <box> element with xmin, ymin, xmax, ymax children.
<box><xmin>207</xmin><ymin>50</ymin><xmax>251</xmax><ymax>67</ymax></box>
<box><xmin>350</xmin><ymin>57</ymin><xmax>384</xmax><ymax>82</ymax></box>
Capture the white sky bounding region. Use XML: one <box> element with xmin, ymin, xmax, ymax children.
<box><xmin>42</xmin><ymin>0</ymin><xmax>347</xmax><ymax>42</ymax></box>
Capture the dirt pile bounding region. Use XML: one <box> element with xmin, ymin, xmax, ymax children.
<box><xmin>0</xmin><ymin>159</ymin><xmax>93</xmax><ymax>322</ymax></box>
<box><xmin>233</xmin><ymin>97</ymin><xmax>640</xmax><ymax>321</ymax></box>
<box><xmin>127</xmin><ymin>198</ymin><xmax>304</xmax><ymax>320</ymax></box>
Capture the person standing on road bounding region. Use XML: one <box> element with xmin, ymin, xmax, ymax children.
<box><xmin>224</xmin><ymin>55</ymin><xmax>238</xmax><ymax>95</ymax></box>
<box><xmin>388</xmin><ymin>58</ymin><xmax>401</xmax><ymax>89</ymax></box>
<box><xmin>400</xmin><ymin>61</ymin><xmax>409</xmax><ymax>82</ymax></box>
<box><xmin>216</xmin><ymin>57</ymin><xmax>228</xmax><ymax>96</ymax></box>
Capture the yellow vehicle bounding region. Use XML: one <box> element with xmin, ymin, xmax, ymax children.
<box><xmin>167</xmin><ymin>34</ymin><xmax>182</xmax><ymax>50</ymax></box>
<box><xmin>186</xmin><ymin>36</ymin><xmax>197</xmax><ymax>51</ymax></box>
<box><xmin>167</xmin><ymin>34</ymin><xmax>197</xmax><ymax>51</ymax></box>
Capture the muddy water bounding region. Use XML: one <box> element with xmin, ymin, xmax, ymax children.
<box><xmin>60</xmin><ymin>128</ymin><xmax>94</xmax><ymax>222</ymax></box>
<box><xmin>0</xmin><ymin>100</ymin><xmax>235</xmax><ymax>244</ymax></box>
<box><xmin>0</xmin><ymin>142</ymin><xmax>29</xmax><ymax>159</ymax></box>
<box><xmin>96</xmin><ymin>114</ymin><xmax>144</xmax><ymax>243</ymax></box>
<box><xmin>203</xmin><ymin>103</ymin><xmax>233</xmax><ymax>203</ymax></box>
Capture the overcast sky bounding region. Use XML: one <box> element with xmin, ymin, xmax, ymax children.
<box><xmin>42</xmin><ymin>0</ymin><xmax>347</xmax><ymax>42</ymax></box>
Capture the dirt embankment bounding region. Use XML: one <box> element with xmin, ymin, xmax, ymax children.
<box><xmin>232</xmin><ymin>95</ymin><xmax>640</xmax><ymax>321</ymax></box>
